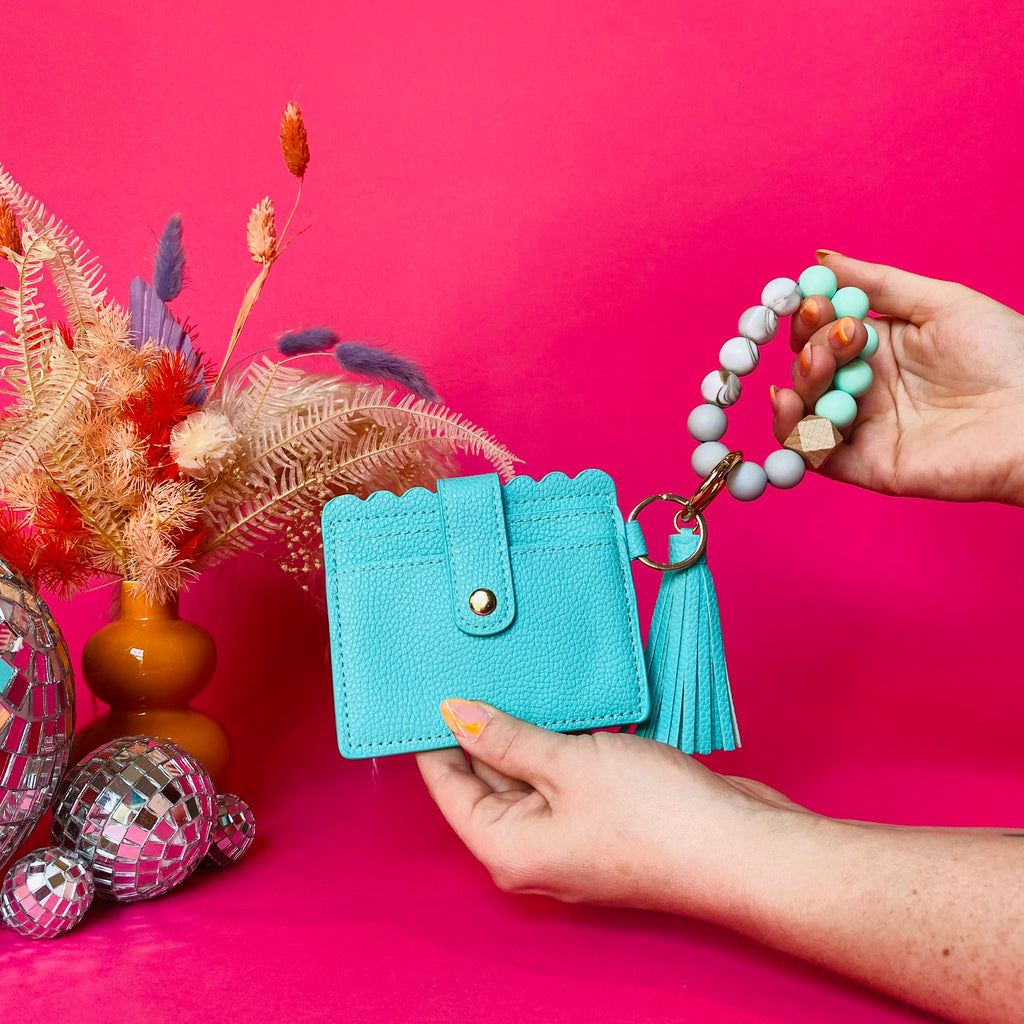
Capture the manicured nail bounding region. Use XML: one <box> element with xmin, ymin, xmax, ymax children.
<box><xmin>799</xmin><ymin>343</ymin><xmax>813</xmax><ymax>375</ymax></box>
<box><xmin>798</xmin><ymin>297</ymin><xmax>819</xmax><ymax>325</ymax></box>
<box><xmin>769</xmin><ymin>384</ymin><xmax>780</xmax><ymax>413</ymax></box>
<box><xmin>829</xmin><ymin>316</ymin><xmax>857</xmax><ymax>350</ymax></box>
<box><xmin>816</xmin><ymin>248</ymin><xmax>842</xmax><ymax>262</ymax></box>
<box><xmin>440</xmin><ymin>698</ymin><xmax>492</xmax><ymax>741</ymax></box>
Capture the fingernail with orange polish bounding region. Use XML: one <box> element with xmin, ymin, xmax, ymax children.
<box><xmin>769</xmin><ymin>384</ymin><xmax>780</xmax><ymax>412</ymax></box>
<box><xmin>799</xmin><ymin>343</ymin><xmax>813</xmax><ymax>374</ymax></box>
<box><xmin>440</xmin><ymin>698</ymin><xmax>492</xmax><ymax>741</ymax></box>
<box><xmin>830</xmin><ymin>316</ymin><xmax>857</xmax><ymax>350</ymax></box>
<box><xmin>816</xmin><ymin>248</ymin><xmax>842</xmax><ymax>262</ymax></box>
<box><xmin>798</xmin><ymin>297</ymin><xmax>819</xmax><ymax>324</ymax></box>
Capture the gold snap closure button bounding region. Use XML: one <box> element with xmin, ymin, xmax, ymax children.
<box><xmin>469</xmin><ymin>589</ymin><xmax>497</xmax><ymax>616</ymax></box>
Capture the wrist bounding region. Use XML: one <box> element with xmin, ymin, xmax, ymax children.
<box><xmin>653</xmin><ymin>797</ymin><xmax>837</xmax><ymax>929</ymax></box>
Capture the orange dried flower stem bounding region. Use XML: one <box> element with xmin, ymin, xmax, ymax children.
<box><xmin>207</xmin><ymin>260</ymin><xmax>272</xmax><ymax>401</ymax></box>
<box><xmin>277</xmin><ymin>178</ymin><xmax>304</xmax><ymax>249</ymax></box>
<box><xmin>0</xmin><ymin>198</ymin><xmax>22</xmax><ymax>257</ymax></box>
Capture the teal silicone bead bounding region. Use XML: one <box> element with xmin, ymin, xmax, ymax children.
<box><xmin>833</xmin><ymin>358</ymin><xmax>873</xmax><ymax>398</ymax></box>
<box><xmin>797</xmin><ymin>265</ymin><xmax>838</xmax><ymax>300</ymax></box>
<box><xmin>814</xmin><ymin>389</ymin><xmax>858</xmax><ymax>429</ymax></box>
<box><xmin>831</xmin><ymin>286</ymin><xmax>870</xmax><ymax>320</ymax></box>
<box><xmin>862</xmin><ymin>321</ymin><xmax>879</xmax><ymax>359</ymax></box>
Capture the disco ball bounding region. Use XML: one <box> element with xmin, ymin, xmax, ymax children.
<box><xmin>51</xmin><ymin>736</ymin><xmax>215</xmax><ymax>902</ymax></box>
<box><xmin>0</xmin><ymin>559</ymin><xmax>75</xmax><ymax>874</ymax></box>
<box><xmin>1</xmin><ymin>846</ymin><xmax>94</xmax><ymax>939</ymax></box>
<box><xmin>204</xmin><ymin>793</ymin><xmax>256</xmax><ymax>867</ymax></box>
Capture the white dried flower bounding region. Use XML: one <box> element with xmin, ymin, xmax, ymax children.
<box><xmin>169</xmin><ymin>410</ymin><xmax>239</xmax><ymax>478</ymax></box>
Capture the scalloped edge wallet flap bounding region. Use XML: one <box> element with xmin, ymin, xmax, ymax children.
<box><xmin>322</xmin><ymin>470</ymin><xmax>650</xmax><ymax>758</ymax></box>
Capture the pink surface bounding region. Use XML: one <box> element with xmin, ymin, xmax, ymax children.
<box><xmin>2</xmin><ymin>1</ymin><xmax>1022</xmax><ymax>1020</ymax></box>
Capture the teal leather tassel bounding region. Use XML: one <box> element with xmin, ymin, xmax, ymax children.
<box><xmin>636</xmin><ymin>530</ymin><xmax>739</xmax><ymax>754</ymax></box>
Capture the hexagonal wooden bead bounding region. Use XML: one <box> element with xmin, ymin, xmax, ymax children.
<box><xmin>782</xmin><ymin>415</ymin><xmax>842</xmax><ymax>469</ymax></box>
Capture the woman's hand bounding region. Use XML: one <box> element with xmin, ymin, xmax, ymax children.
<box><xmin>771</xmin><ymin>253</ymin><xmax>1024</xmax><ymax>505</ymax></box>
<box><xmin>416</xmin><ymin>699</ymin><xmax>809</xmax><ymax>918</ymax></box>
<box><xmin>417</xmin><ymin>700</ymin><xmax>1024</xmax><ymax>1024</ymax></box>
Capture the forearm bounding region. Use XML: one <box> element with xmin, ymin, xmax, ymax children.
<box><xmin>702</xmin><ymin>813</ymin><xmax>1024</xmax><ymax>1023</ymax></box>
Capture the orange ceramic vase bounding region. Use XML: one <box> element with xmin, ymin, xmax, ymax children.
<box><xmin>74</xmin><ymin>582</ymin><xmax>230</xmax><ymax>782</ymax></box>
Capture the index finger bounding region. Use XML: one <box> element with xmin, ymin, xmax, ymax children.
<box><xmin>819</xmin><ymin>253</ymin><xmax>969</xmax><ymax>325</ymax></box>
<box><xmin>416</xmin><ymin>747</ymin><xmax>494</xmax><ymax>841</ymax></box>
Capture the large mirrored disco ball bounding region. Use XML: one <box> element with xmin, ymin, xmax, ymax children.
<box><xmin>0</xmin><ymin>559</ymin><xmax>75</xmax><ymax>874</ymax></box>
<box><xmin>1</xmin><ymin>846</ymin><xmax>94</xmax><ymax>939</ymax></box>
<box><xmin>51</xmin><ymin>737</ymin><xmax>216</xmax><ymax>902</ymax></box>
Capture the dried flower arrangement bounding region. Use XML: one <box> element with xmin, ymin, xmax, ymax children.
<box><xmin>0</xmin><ymin>103</ymin><xmax>516</xmax><ymax>601</ymax></box>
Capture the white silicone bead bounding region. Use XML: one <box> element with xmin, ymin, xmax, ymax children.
<box><xmin>764</xmin><ymin>448</ymin><xmax>806</xmax><ymax>489</ymax></box>
<box><xmin>700</xmin><ymin>369</ymin><xmax>741</xmax><ymax>407</ymax></box>
<box><xmin>692</xmin><ymin>441</ymin><xmax>729</xmax><ymax>477</ymax></box>
<box><xmin>725</xmin><ymin>460</ymin><xmax>768</xmax><ymax>501</ymax></box>
<box><xmin>719</xmin><ymin>336</ymin><xmax>759</xmax><ymax>376</ymax></box>
<box><xmin>686</xmin><ymin>403</ymin><xmax>728</xmax><ymax>442</ymax></box>
<box><xmin>761</xmin><ymin>277</ymin><xmax>802</xmax><ymax>316</ymax></box>
<box><xmin>737</xmin><ymin>305</ymin><xmax>778</xmax><ymax>345</ymax></box>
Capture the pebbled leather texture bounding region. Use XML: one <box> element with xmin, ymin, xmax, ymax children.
<box><xmin>323</xmin><ymin>469</ymin><xmax>650</xmax><ymax>759</ymax></box>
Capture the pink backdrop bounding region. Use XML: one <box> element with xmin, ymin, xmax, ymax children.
<box><xmin>3</xmin><ymin>1</ymin><xmax>1022</xmax><ymax>1021</ymax></box>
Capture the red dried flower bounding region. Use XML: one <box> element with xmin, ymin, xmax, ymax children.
<box><xmin>173</xmin><ymin>525</ymin><xmax>210</xmax><ymax>564</ymax></box>
<box><xmin>121</xmin><ymin>350</ymin><xmax>209</xmax><ymax>478</ymax></box>
<box><xmin>0</xmin><ymin>509</ymin><xmax>38</xmax><ymax>583</ymax></box>
<box><xmin>32</xmin><ymin>490</ymin><xmax>91</xmax><ymax>543</ymax></box>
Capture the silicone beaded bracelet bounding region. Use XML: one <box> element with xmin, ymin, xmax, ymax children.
<box><xmin>686</xmin><ymin>264</ymin><xmax>878</xmax><ymax>500</ymax></box>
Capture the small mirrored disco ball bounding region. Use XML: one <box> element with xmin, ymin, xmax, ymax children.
<box><xmin>0</xmin><ymin>559</ymin><xmax>75</xmax><ymax>874</ymax></box>
<box><xmin>1</xmin><ymin>846</ymin><xmax>94</xmax><ymax>939</ymax></box>
<box><xmin>204</xmin><ymin>794</ymin><xmax>256</xmax><ymax>867</ymax></box>
<box><xmin>51</xmin><ymin>737</ymin><xmax>215</xmax><ymax>902</ymax></box>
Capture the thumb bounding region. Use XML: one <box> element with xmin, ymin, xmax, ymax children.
<box><xmin>440</xmin><ymin>699</ymin><xmax>564</xmax><ymax>792</ymax></box>
<box><xmin>817</xmin><ymin>251</ymin><xmax>969</xmax><ymax>326</ymax></box>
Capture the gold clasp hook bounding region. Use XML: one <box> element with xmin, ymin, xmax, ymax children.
<box><xmin>674</xmin><ymin>450</ymin><xmax>742</xmax><ymax>529</ymax></box>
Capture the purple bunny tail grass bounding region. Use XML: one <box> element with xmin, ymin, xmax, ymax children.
<box><xmin>277</xmin><ymin>327</ymin><xmax>340</xmax><ymax>356</ymax></box>
<box><xmin>153</xmin><ymin>214</ymin><xmax>186</xmax><ymax>302</ymax></box>
<box><xmin>334</xmin><ymin>342</ymin><xmax>439</xmax><ymax>403</ymax></box>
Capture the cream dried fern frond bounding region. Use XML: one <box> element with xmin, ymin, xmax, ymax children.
<box><xmin>0</xmin><ymin>163</ymin><xmax>107</xmax><ymax>331</ymax></box>
<box><xmin>0</xmin><ymin>239</ymin><xmax>58</xmax><ymax>405</ymax></box>
<box><xmin>0</xmin><ymin>330</ymin><xmax>95</xmax><ymax>488</ymax></box>
<box><xmin>41</xmin><ymin>417</ymin><xmax>126</xmax><ymax>563</ymax></box>
<box><xmin>221</xmin><ymin>366</ymin><xmax>516</xmax><ymax>480</ymax></box>
<box><xmin>195</xmin><ymin>401</ymin><xmax>514</xmax><ymax>570</ymax></box>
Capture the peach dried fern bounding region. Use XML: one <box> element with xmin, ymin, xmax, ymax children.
<box><xmin>0</xmin><ymin>106</ymin><xmax>518</xmax><ymax>600</ymax></box>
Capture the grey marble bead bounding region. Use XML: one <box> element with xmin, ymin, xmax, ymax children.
<box><xmin>719</xmin><ymin>336</ymin><xmax>759</xmax><ymax>376</ymax></box>
<box><xmin>737</xmin><ymin>305</ymin><xmax>778</xmax><ymax>345</ymax></box>
<box><xmin>764</xmin><ymin>448</ymin><xmax>806</xmax><ymax>489</ymax></box>
<box><xmin>761</xmin><ymin>277</ymin><xmax>802</xmax><ymax>316</ymax></box>
<box><xmin>686</xmin><ymin>403</ymin><xmax>728</xmax><ymax>442</ymax></box>
<box><xmin>692</xmin><ymin>441</ymin><xmax>729</xmax><ymax>477</ymax></box>
<box><xmin>725</xmin><ymin>460</ymin><xmax>768</xmax><ymax>501</ymax></box>
<box><xmin>700</xmin><ymin>369</ymin><xmax>741</xmax><ymax>407</ymax></box>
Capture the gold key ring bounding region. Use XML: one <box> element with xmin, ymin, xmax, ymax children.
<box><xmin>627</xmin><ymin>494</ymin><xmax>707</xmax><ymax>572</ymax></box>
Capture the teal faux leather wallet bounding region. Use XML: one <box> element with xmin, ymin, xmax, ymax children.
<box><xmin>322</xmin><ymin>470</ymin><xmax>651</xmax><ymax>758</ymax></box>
